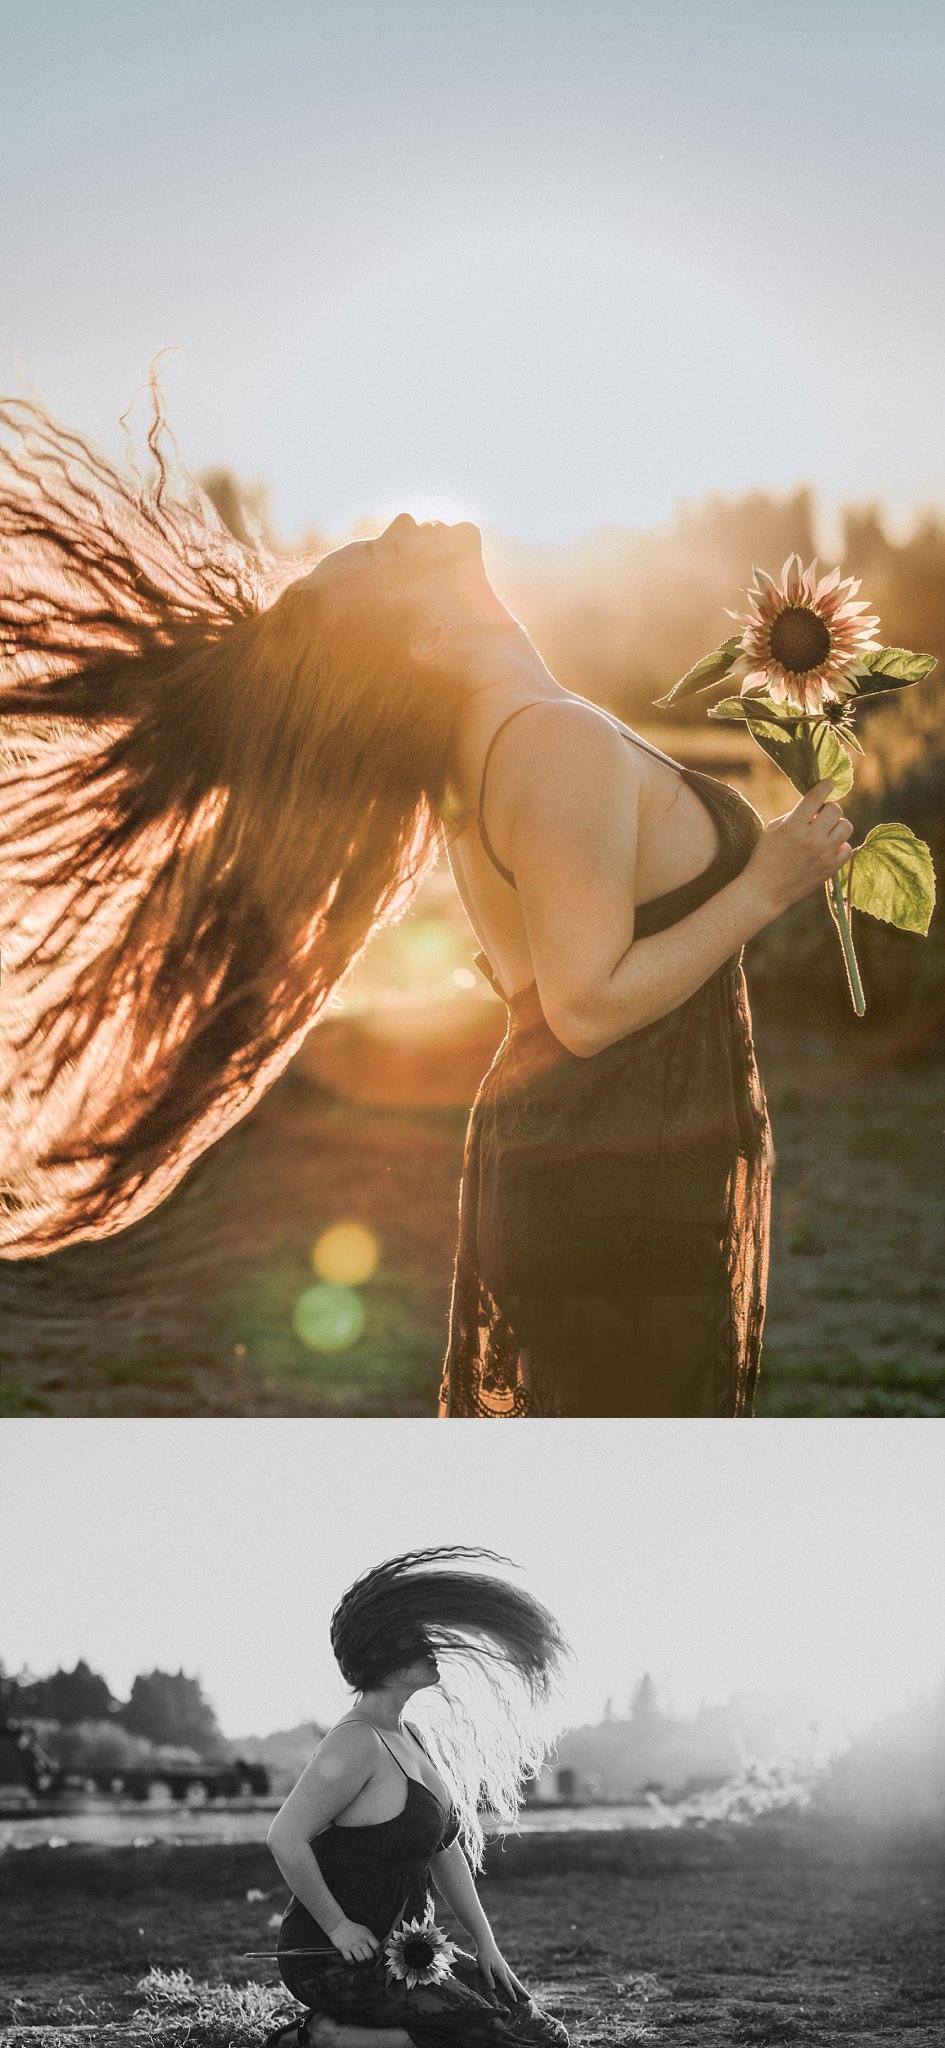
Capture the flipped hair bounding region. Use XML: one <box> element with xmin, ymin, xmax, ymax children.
<box><xmin>0</xmin><ymin>384</ymin><xmax>464</xmax><ymax>1254</ymax></box>
<box><xmin>330</xmin><ymin>1546</ymin><xmax>571</xmax><ymax>1867</ymax></box>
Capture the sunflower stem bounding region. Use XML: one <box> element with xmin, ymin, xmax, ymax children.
<box><xmin>826</xmin><ymin>874</ymin><xmax>865</xmax><ymax>1015</ymax></box>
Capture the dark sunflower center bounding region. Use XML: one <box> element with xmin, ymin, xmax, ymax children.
<box><xmin>768</xmin><ymin>605</ymin><xmax>832</xmax><ymax>674</ymax></box>
<box><xmin>403</xmin><ymin>1937</ymin><xmax>436</xmax><ymax>1969</ymax></box>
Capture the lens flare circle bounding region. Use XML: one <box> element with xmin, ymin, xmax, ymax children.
<box><xmin>312</xmin><ymin>1221</ymin><xmax>379</xmax><ymax>1286</ymax></box>
<box><xmin>293</xmin><ymin>1283</ymin><xmax>365</xmax><ymax>1352</ymax></box>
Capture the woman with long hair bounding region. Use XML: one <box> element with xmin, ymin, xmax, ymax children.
<box><xmin>0</xmin><ymin>387</ymin><xmax>855</xmax><ymax>1414</ymax></box>
<box><xmin>263</xmin><ymin>1546</ymin><xmax>571</xmax><ymax>2048</ymax></box>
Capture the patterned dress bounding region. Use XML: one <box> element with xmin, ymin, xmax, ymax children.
<box><xmin>277</xmin><ymin>1733</ymin><xmax>568</xmax><ymax>2048</ymax></box>
<box><xmin>438</xmin><ymin>710</ymin><xmax>774</xmax><ymax>1418</ymax></box>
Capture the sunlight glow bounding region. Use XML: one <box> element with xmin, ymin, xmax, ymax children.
<box><xmin>398</xmin><ymin>921</ymin><xmax>458</xmax><ymax>981</ymax></box>
<box><xmin>292</xmin><ymin>1283</ymin><xmax>365</xmax><ymax>1353</ymax></box>
<box><xmin>312</xmin><ymin>1221</ymin><xmax>379</xmax><ymax>1287</ymax></box>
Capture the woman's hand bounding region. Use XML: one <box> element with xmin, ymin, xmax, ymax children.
<box><xmin>744</xmin><ymin>777</ymin><xmax>855</xmax><ymax>916</ymax></box>
<box><xmin>327</xmin><ymin>1916</ymin><xmax>380</xmax><ymax>1964</ymax></box>
<box><xmin>475</xmin><ymin>1935</ymin><xmax>528</xmax><ymax>2005</ymax></box>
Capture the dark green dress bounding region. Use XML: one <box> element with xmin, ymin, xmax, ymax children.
<box><xmin>438</xmin><ymin>706</ymin><xmax>774</xmax><ymax>1418</ymax></box>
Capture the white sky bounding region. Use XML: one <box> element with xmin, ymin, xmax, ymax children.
<box><xmin>1</xmin><ymin>1</ymin><xmax>943</xmax><ymax>543</ymax></box>
<box><xmin>3</xmin><ymin>1421</ymin><xmax>942</xmax><ymax>1740</ymax></box>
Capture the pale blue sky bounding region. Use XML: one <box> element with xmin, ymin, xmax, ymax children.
<box><xmin>1</xmin><ymin>0</ymin><xmax>943</xmax><ymax>543</ymax></box>
<box><xmin>3</xmin><ymin>1421</ymin><xmax>942</xmax><ymax>1739</ymax></box>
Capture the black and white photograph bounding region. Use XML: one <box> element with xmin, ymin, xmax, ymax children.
<box><xmin>3</xmin><ymin>1423</ymin><xmax>945</xmax><ymax>2044</ymax></box>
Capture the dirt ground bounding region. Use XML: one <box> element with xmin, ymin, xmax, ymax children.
<box><xmin>1</xmin><ymin>1013</ymin><xmax>942</xmax><ymax>1418</ymax></box>
<box><xmin>3</xmin><ymin>1823</ymin><xmax>945</xmax><ymax>2046</ymax></box>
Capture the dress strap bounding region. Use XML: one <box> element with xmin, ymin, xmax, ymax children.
<box><xmin>476</xmin><ymin>701</ymin><xmax>549</xmax><ymax>887</ymax></box>
<box><xmin>476</xmin><ymin>702</ymin><xmax>696</xmax><ymax>889</ymax></box>
<box><xmin>613</xmin><ymin>723</ymin><xmax>690</xmax><ymax>775</ymax></box>
<box><xmin>369</xmin><ymin>1726</ymin><xmax>411</xmax><ymax>1780</ymax></box>
<box><xmin>335</xmin><ymin>1718</ymin><xmax>411</xmax><ymax>1780</ymax></box>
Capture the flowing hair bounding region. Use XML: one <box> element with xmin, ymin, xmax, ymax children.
<box><xmin>0</xmin><ymin>385</ymin><xmax>465</xmax><ymax>1256</ymax></box>
<box><xmin>330</xmin><ymin>1546</ymin><xmax>572</xmax><ymax>1868</ymax></box>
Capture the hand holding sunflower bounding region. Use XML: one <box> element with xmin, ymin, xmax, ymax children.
<box><xmin>654</xmin><ymin>556</ymin><xmax>938</xmax><ymax>1014</ymax></box>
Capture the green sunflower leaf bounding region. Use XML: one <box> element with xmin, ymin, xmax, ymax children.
<box><xmin>853</xmin><ymin>647</ymin><xmax>938</xmax><ymax>695</ymax></box>
<box><xmin>708</xmin><ymin>694</ymin><xmax>795</xmax><ymax>732</ymax></box>
<box><xmin>709</xmin><ymin>698</ymin><xmax>855</xmax><ymax>798</ymax></box>
<box><xmin>809</xmin><ymin>724</ymin><xmax>856</xmax><ymax>799</ymax></box>
<box><xmin>836</xmin><ymin>823</ymin><xmax>935</xmax><ymax>935</ymax></box>
<box><xmin>652</xmin><ymin>636</ymin><xmax>744</xmax><ymax>709</ymax></box>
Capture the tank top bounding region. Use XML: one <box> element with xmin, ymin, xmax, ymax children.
<box><xmin>473</xmin><ymin>699</ymin><xmax>738</xmax><ymax>999</ymax></box>
<box><xmin>277</xmin><ymin>1726</ymin><xmax>460</xmax><ymax>1958</ymax></box>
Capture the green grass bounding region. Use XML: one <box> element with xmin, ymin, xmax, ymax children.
<box><xmin>751</xmin><ymin>1012</ymin><xmax>945</xmax><ymax>1415</ymax></box>
<box><xmin>1</xmin><ymin>1016</ymin><xmax>942</xmax><ymax>1417</ymax></box>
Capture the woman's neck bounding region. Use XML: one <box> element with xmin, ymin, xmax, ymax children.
<box><xmin>460</xmin><ymin>618</ymin><xmax>566</xmax><ymax>711</ymax></box>
<box><xmin>349</xmin><ymin>1686</ymin><xmax>411</xmax><ymax>1730</ymax></box>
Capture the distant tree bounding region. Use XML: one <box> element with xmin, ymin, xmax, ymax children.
<box><xmin>10</xmin><ymin>1659</ymin><xmax>116</xmax><ymax>1724</ymax></box>
<box><xmin>118</xmin><ymin>1669</ymin><xmax>226</xmax><ymax>1757</ymax></box>
<box><xmin>44</xmin><ymin>1659</ymin><xmax>116</xmax><ymax>1723</ymax></box>
<box><xmin>200</xmin><ymin>468</ymin><xmax>278</xmax><ymax>552</ymax></box>
<box><xmin>199</xmin><ymin>468</ymin><xmax>326</xmax><ymax>562</ymax></box>
<box><xmin>629</xmin><ymin>1674</ymin><xmax>664</xmax><ymax>1733</ymax></box>
<box><xmin>37</xmin><ymin>1717</ymin><xmax>201</xmax><ymax>1776</ymax></box>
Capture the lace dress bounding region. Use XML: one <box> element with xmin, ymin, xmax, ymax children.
<box><xmin>276</xmin><ymin>1731</ymin><xmax>568</xmax><ymax>2048</ymax></box>
<box><xmin>438</xmin><ymin>707</ymin><xmax>774</xmax><ymax>1418</ymax></box>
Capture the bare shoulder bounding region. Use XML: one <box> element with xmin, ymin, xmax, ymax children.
<box><xmin>313</xmin><ymin>1719</ymin><xmax>381</xmax><ymax>1782</ymax></box>
<box><xmin>499</xmin><ymin>698</ymin><xmax>645</xmax><ymax>808</ymax></box>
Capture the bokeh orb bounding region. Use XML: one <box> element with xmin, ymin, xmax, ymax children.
<box><xmin>293</xmin><ymin>1283</ymin><xmax>366</xmax><ymax>1353</ymax></box>
<box><xmin>312</xmin><ymin>1221</ymin><xmax>379</xmax><ymax>1286</ymax></box>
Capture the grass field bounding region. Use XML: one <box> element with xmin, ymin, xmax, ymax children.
<box><xmin>1</xmin><ymin>1009</ymin><xmax>942</xmax><ymax>1419</ymax></box>
<box><xmin>3</xmin><ymin>1823</ymin><xmax>944</xmax><ymax>2046</ymax></box>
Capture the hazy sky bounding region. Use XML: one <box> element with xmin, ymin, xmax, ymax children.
<box><xmin>3</xmin><ymin>1421</ymin><xmax>942</xmax><ymax>1739</ymax></box>
<box><xmin>2</xmin><ymin>1</ymin><xmax>943</xmax><ymax>543</ymax></box>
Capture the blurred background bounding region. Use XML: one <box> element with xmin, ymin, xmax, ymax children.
<box><xmin>1</xmin><ymin>0</ymin><xmax>943</xmax><ymax>1416</ymax></box>
<box><xmin>3</xmin><ymin>1421</ymin><xmax>944</xmax><ymax>1827</ymax></box>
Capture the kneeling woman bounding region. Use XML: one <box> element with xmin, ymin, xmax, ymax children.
<box><xmin>265</xmin><ymin>1549</ymin><xmax>571</xmax><ymax>2048</ymax></box>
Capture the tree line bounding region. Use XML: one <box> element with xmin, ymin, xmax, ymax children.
<box><xmin>2</xmin><ymin>1659</ymin><xmax>225</xmax><ymax>1760</ymax></box>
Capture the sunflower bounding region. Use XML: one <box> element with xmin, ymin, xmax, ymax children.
<box><xmin>731</xmin><ymin>555</ymin><xmax>880</xmax><ymax>715</ymax></box>
<box><xmin>384</xmin><ymin>1915</ymin><xmax>457</xmax><ymax>1990</ymax></box>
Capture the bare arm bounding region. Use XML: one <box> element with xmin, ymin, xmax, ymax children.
<box><xmin>431</xmin><ymin>1841</ymin><xmax>527</xmax><ymax>2004</ymax></box>
<box><xmin>501</xmin><ymin>704</ymin><xmax>853</xmax><ymax>1056</ymax></box>
<box><xmin>266</xmin><ymin>1724</ymin><xmax>381</xmax><ymax>1962</ymax></box>
<box><xmin>430</xmin><ymin>1838</ymin><xmax>493</xmax><ymax>1944</ymax></box>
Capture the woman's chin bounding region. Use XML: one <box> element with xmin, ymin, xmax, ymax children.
<box><xmin>450</xmin><ymin>520</ymin><xmax>482</xmax><ymax>551</ymax></box>
<box><xmin>422</xmin><ymin>519</ymin><xmax>482</xmax><ymax>563</ymax></box>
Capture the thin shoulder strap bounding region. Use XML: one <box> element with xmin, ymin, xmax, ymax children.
<box><xmin>369</xmin><ymin>1726</ymin><xmax>410</xmax><ymax>1780</ymax></box>
<box><xmin>611</xmin><ymin>722</ymin><xmax>690</xmax><ymax>776</ymax></box>
<box><xmin>476</xmin><ymin>701</ymin><xmax>695</xmax><ymax>890</ymax></box>
<box><xmin>403</xmin><ymin>1721</ymin><xmax>431</xmax><ymax>1762</ymax></box>
<box><xmin>334</xmin><ymin>1718</ymin><xmax>411</xmax><ymax>1780</ymax></box>
<box><xmin>476</xmin><ymin>701</ymin><xmax>549</xmax><ymax>888</ymax></box>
